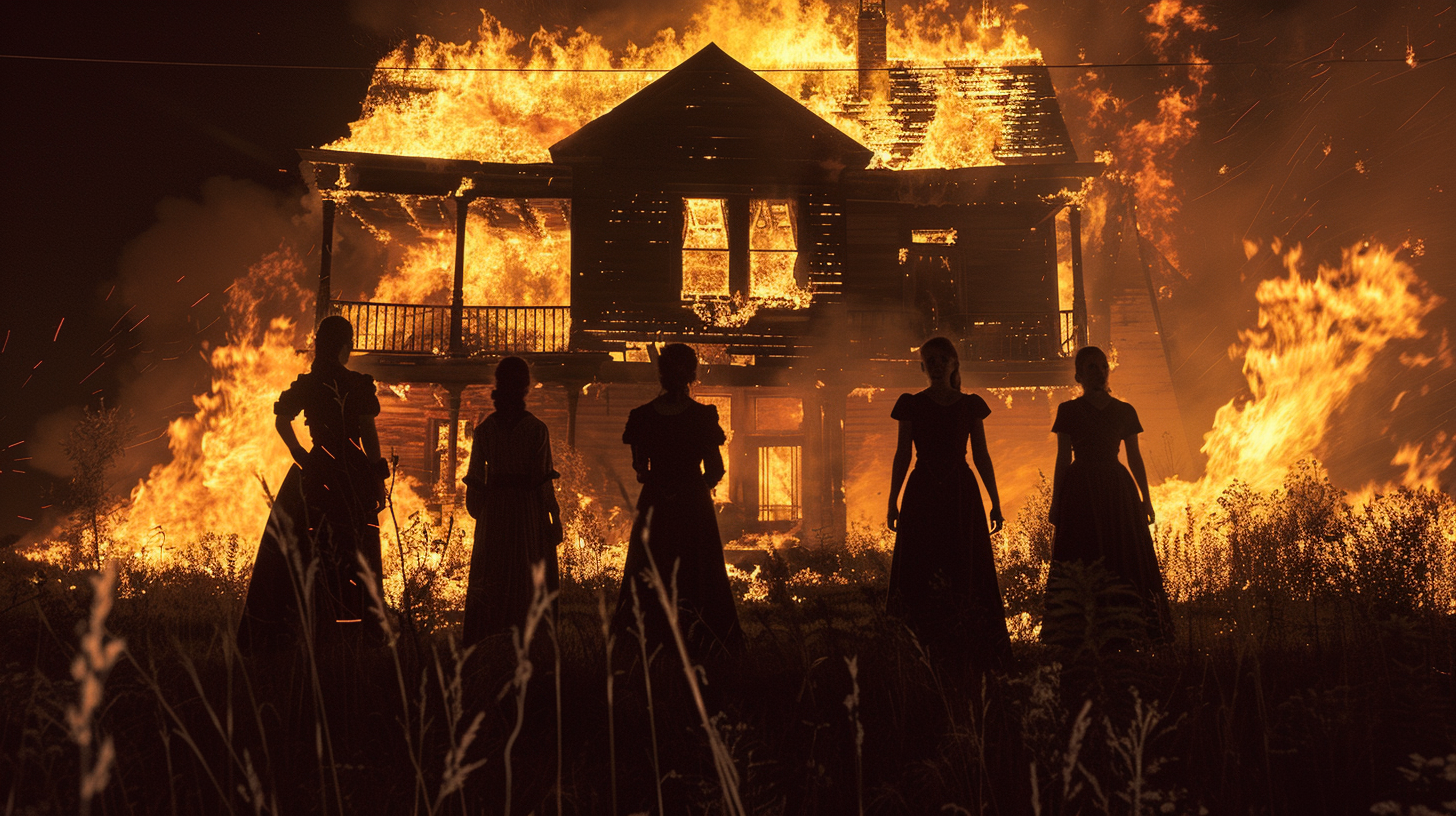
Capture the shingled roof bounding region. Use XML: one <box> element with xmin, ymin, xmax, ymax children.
<box><xmin>549</xmin><ymin>43</ymin><xmax>874</xmax><ymax>172</ymax></box>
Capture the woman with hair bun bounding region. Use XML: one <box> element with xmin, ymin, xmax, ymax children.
<box><xmin>461</xmin><ymin>355</ymin><xmax>563</xmax><ymax>646</ymax></box>
<box><xmin>885</xmin><ymin>336</ymin><xmax>1010</xmax><ymax>665</ymax></box>
<box><xmin>239</xmin><ymin>315</ymin><xmax>390</xmax><ymax>650</ymax></box>
<box><xmin>613</xmin><ymin>343</ymin><xmax>741</xmax><ymax>660</ymax></box>
<box><xmin>1042</xmin><ymin>346</ymin><xmax>1171</xmax><ymax>645</ymax></box>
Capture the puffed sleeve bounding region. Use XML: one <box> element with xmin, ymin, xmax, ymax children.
<box><xmin>1050</xmin><ymin>401</ymin><xmax>1070</xmax><ymax>434</ymax></box>
<box><xmin>704</xmin><ymin>404</ymin><xmax>727</xmax><ymax>446</ymax></box>
<box><xmin>353</xmin><ymin>372</ymin><xmax>382</xmax><ymax>417</ymax></box>
<box><xmin>890</xmin><ymin>393</ymin><xmax>915</xmax><ymax>422</ymax></box>
<box><xmin>622</xmin><ymin>406</ymin><xmax>645</xmax><ymax>446</ymax></box>
<box><xmin>966</xmin><ymin>393</ymin><xmax>991</xmax><ymax>421</ymax></box>
<box><xmin>1124</xmin><ymin>402</ymin><xmax>1144</xmax><ymax>437</ymax></box>
<box><xmin>274</xmin><ymin>375</ymin><xmax>307</xmax><ymax>419</ymax></box>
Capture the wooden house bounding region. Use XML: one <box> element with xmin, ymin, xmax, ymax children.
<box><xmin>296</xmin><ymin>40</ymin><xmax>1174</xmax><ymax>543</ymax></box>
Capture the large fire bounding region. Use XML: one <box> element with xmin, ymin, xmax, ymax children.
<box><xmin>24</xmin><ymin>0</ymin><xmax>1452</xmax><ymax>611</ymax></box>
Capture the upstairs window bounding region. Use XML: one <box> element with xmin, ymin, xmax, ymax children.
<box><xmin>682</xmin><ymin>198</ymin><xmax>730</xmax><ymax>297</ymax></box>
<box><xmin>748</xmin><ymin>200</ymin><xmax>799</xmax><ymax>299</ymax></box>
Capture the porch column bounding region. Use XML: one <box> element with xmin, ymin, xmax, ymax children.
<box><xmin>315</xmin><ymin>197</ymin><xmax>336</xmax><ymax>325</ymax></box>
<box><xmin>565</xmin><ymin>382</ymin><xmax>581</xmax><ymax>450</ymax></box>
<box><xmin>445</xmin><ymin>385</ymin><xmax>464</xmax><ymax>495</ymax></box>
<box><xmin>450</xmin><ymin>196</ymin><xmax>469</xmax><ymax>356</ymax></box>
<box><xmin>823</xmin><ymin>386</ymin><xmax>848</xmax><ymax>540</ymax></box>
<box><xmin>728</xmin><ymin>196</ymin><xmax>750</xmax><ymax>299</ymax></box>
<box><xmin>1069</xmin><ymin>204</ymin><xmax>1089</xmax><ymax>349</ymax></box>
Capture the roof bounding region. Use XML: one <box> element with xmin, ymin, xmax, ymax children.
<box><xmin>549</xmin><ymin>43</ymin><xmax>874</xmax><ymax>173</ymax></box>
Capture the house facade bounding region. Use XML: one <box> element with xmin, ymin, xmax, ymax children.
<box><xmin>297</xmin><ymin>41</ymin><xmax>1149</xmax><ymax>543</ymax></box>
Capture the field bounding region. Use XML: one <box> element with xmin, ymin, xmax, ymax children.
<box><xmin>3</xmin><ymin>464</ymin><xmax>1455</xmax><ymax>815</ymax></box>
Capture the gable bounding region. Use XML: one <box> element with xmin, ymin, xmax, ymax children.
<box><xmin>549</xmin><ymin>43</ymin><xmax>874</xmax><ymax>173</ymax></box>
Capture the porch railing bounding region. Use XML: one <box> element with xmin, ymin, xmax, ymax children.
<box><xmin>333</xmin><ymin>300</ymin><xmax>571</xmax><ymax>355</ymax></box>
<box><xmin>847</xmin><ymin>308</ymin><xmax>1078</xmax><ymax>362</ymax></box>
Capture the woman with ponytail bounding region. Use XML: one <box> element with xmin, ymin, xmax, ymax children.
<box><xmin>1042</xmin><ymin>346</ymin><xmax>1170</xmax><ymax>645</ymax></box>
<box><xmin>461</xmin><ymin>356</ymin><xmax>563</xmax><ymax>647</ymax></box>
<box><xmin>239</xmin><ymin>315</ymin><xmax>389</xmax><ymax>650</ymax></box>
<box><xmin>612</xmin><ymin>343</ymin><xmax>741</xmax><ymax>661</ymax></box>
<box><xmin>885</xmin><ymin>336</ymin><xmax>1010</xmax><ymax>665</ymax></box>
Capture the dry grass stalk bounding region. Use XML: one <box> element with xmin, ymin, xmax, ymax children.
<box><xmin>596</xmin><ymin>590</ymin><xmax>619</xmax><ymax>816</ymax></box>
<box><xmin>501</xmin><ymin>561</ymin><xmax>559</xmax><ymax>816</ymax></box>
<box><xmin>843</xmin><ymin>655</ymin><xmax>864</xmax><ymax>816</ymax></box>
<box><xmin>636</xmin><ymin>509</ymin><xmax>746</xmax><ymax>816</ymax></box>
<box><xmin>67</xmin><ymin>561</ymin><xmax>125</xmax><ymax>816</ymax></box>
<box><xmin>627</xmin><ymin>581</ymin><xmax>666</xmax><ymax>815</ymax></box>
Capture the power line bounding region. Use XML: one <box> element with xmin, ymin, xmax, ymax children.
<box><xmin>2</xmin><ymin>51</ymin><xmax>1450</xmax><ymax>73</ymax></box>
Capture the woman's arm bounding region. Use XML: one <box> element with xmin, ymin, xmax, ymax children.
<box><xmin>630</xmin><ymin>444</ymin><xmax>649</xmax><ymax>484</ymax></box>
<box><xmin>703</xmin><ymin>443</ymin><xmax>726</xmax><ymax>490</ymax></box>
<box><xmin>1124</xmin><ymin>434</ymin><xmax>1156</xmax><ymax>525</ymax></box>
<box><xmin>886</xmin><ymin>419</ymin><xmax>913</xmax><ymax>531</ymax></box>
<box><xmin>275</xmin><ymin>415</ymin><xmax>307</xmax><ymax>468</ymax></box>
<box><xmin>540</xmin><ymin>430</ymin><xmax>563</xmax><ymax>545</ymax></box>
<box><xmin>969</xmin><ymin>418</ymin><xmax>1004</xmax><ymax>534</ymax></box>
<box><xmin>1049</xmin><ymin>433</ymin><xmax>1071</xmax><ymax>525</ymax></box>
<box><xmin>463</xmin><ymin>429</ymin><xmax>486</xmax><ymax>520</ymax></box>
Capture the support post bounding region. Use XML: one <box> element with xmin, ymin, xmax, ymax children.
<box><xmin>823</xmin><ymin>386</ymin><xmax>848</xmax><ymax>541</ymax></box>
<box><xmin>450</xmin><ymin>196</ymin><xmax>468</xmax><ymax>356</ymax></box>
<box><xmin>565</xmin><ymin>383</ymin><xmax>581</xmax><ymax>450</ymax></box>
<box><xmin>1069</xmin><ymin>204</ymin><xmax>1089</xmax><ymax>350</ymax></box>
<box><xmin>315</xmin><ymin>197</ymin><xmax>336</xmax><ymax>325</ymax></box>
<box><xmin>445</xmin><ymin>385</ymin><xmax>464</xmax><ymax>496</ymax></box>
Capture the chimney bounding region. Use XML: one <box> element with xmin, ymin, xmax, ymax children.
<box><xmin>857</xmin><ymin>0</ymin><xmax>888</xmax><ymax>100</ymax></box>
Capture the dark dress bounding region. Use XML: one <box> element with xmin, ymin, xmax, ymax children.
<box><xmin>237</xmin><ymin>363</ymin><xmax>385</xmax><ymax>650</ymax></box>
<box><xmin>461</xmin><ymin>409</ymin><xmax>559</xmax><ymax>646</ymax></box>
<box><xmin>1042</xmin><ymin>395</ymin><xmax>1171</xmax><ymax>643</ymax></box>
<box><xmin>888</xmin><ymin>391</ymin><xmax>1011</xmax><ymax>662</ymax></box>
<box><xmin>612</xmin><ymin>400</ymin><xmax>742</xmax><ymax>659</ymax></box>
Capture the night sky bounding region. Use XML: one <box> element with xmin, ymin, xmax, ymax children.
<box><xmin>2</xmin><ymin>0</ymin><xmax>1453</xmax><ymax>540</ymax></box>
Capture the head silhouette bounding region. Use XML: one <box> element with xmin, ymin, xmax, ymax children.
<box><xmin>919</xmin><ymin>336</ymin><xmax>961</xmax><ymax>390</ymax></box>
<box><xmin>313</xmin><ymin>316</ymin><xmax>353</xmax><ymax>370</ymax></box>
<box><xmin>658</xmin><ymin>343</ymin><xmax>698</xmax><ymax>398</ymax></box>
<box><xmin>492</xmin><ymin>356</ymin><xmax>531</xmax><ymax>414</ymax></box>
<box><xmin>1074</xmin><ymin>346</ymin><xmax>1111</xmax><ymax>393</ymax></box>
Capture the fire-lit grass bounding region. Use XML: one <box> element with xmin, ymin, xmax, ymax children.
<box><xmin>3</xmin><ymin>465</ymin><xmax>1454</xmax><ymax>814</ymax></box>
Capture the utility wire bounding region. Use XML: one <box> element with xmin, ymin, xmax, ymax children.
<box><xmin>2</xmin><ymin>51</ymin><xmax>1451</xmax><ymax>72</ymax></box>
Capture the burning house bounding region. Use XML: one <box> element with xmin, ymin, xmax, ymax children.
<box><xmin>296</xmin><ymin>17</ymin><xmax>1185</xmax><ymax>543</ymax></box>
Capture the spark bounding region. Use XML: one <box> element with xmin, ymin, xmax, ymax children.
<box><xmin>52</xmin><ymin>318</ymin><xmax>64</xmax><ymax>342</ymax></box>
<box><xmin>79</xmin><ymin>363</ymin><xmax>105</xmax><ymax>385</ymax></box>
<box><xmin>190</xmin><ymin>293</ymin><xmax>210</xmax><ymax>308</ymax></box>
<box><xmin>1</xmin><ymin>330</ymin><xmax>8</xmax><ymax>353</ymax></box>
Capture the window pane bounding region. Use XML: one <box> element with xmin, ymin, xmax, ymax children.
<box><xmin>749</xmin><ymin>250</ymin><xmax>799</xmax><ymax>298</ymax></box>
<box><xmin>754</xmin><ymin>397</ymin><xmax>802</xmax><ymax>431</ymax></box>
<box><xmin>750</xmin><ymin>200</ymin><xmax>796</xmax><ymax>251</ymax></box>
<box><xmin>684</xmin><ymin>198</ymin><xmax>729</xmax><ymax>249</ymax></box>
<box><xmin>682</xmin><ymin>250</ymin><xmax>730</xmax><ymax>297</ymax></box>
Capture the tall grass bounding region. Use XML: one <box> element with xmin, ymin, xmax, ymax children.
<box><xmin>3</xmin><ymin>459</ymin><xmax>1454</xmax><ymax>814</ymax></box>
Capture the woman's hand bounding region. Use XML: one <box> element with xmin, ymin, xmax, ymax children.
<box><xmin>988</xmin><ymin>506</ymin><xmax>1004</xmax><ymax>535</ymax></box>
<box><xmin>1047</xmin><ymin>499</ymin><xmax>1059</xmax><ymax>527</ymax></box>
<box><xmin>1143</xmin><ymin>498</ymin><xmax>1156</xmax><ymax>526</ymax></box>
<box><xmin>886</xmin><ymin>503</ymin><xmax>899</xmax><ymax>532</ymax></box>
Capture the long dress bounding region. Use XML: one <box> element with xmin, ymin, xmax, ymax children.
<box><xmin>461</xmin><ymin>409</ymin><xmax>559</xmax><ymax>646</ymax></box>
<box><xmin>237</xmin><ymin>363</ymin><xmax>385</xmax><ymax>650</ymax></box>
<box><xmin>612</xmin><ymin>400</ymin><xmax>742</xmax><ymax>659</ymax></box>
<box><xmin>888</xmin><ymin>390</ymin><xmax>1011</xmax><ymax>662</ymax></box>
<box><xmin>1041</xmin><ymin>395</ymin><xmax>1172</xmax><ymax>644</ymax></box>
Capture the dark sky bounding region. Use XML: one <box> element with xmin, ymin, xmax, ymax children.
<box><xmin>2</xmin><ymin>0</ymin><xmax>1453</xmax><ymax>539</ymax></box>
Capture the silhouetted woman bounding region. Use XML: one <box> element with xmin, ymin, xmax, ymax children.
<box><xmin>1042</xmin><ymin>346</ymin><xmax>1171</xmax><ymax>645</ymax></box>
<box><xmin>238</xmin><ymin>315</ymin><xmax>389</xmax><ymax>650</ymax></box>
<box><xmin>461</xmin><ymin>356</ymin><xmax>562</xmax><ymax>647</ymax></box>
<box><xmin>886</xmin><ymin>336</ymin><xmax>1010</xmax><ymax>663</ymax></box>
<box><xmin>613</xmin><ymin>343</ymin><xmax>742</xmax><ymax>660</ymax></box>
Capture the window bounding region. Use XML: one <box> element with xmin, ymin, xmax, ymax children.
<box><xmin>680</xmin><ymin>197</ymin><xmax>807</xmax><ymax>308</ymax></box>
<box><xmin>757</xmin><ymin>445</ymin><xmax>802</xmax><ymax>522</ymax></box>
<box><xmin>682</xmin><ymin>198</ymin><xmax>730</xmax><ymax>297</ymax></box>
<box><xmin>749</xmin><ymin>200</ymin><xmax>799</xmax><ymax>299</ymax></box>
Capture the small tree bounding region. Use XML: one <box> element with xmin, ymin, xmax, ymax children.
<box><xmin>62</xmin><ymin>404</ymin><xmax>132</xmax><ymax>570</ymax></box>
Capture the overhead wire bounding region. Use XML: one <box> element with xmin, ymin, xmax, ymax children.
<box><xmin>1</xmin><ymin>51</ymin><xmax>1451</xmax><ymax>73</ymax></box>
